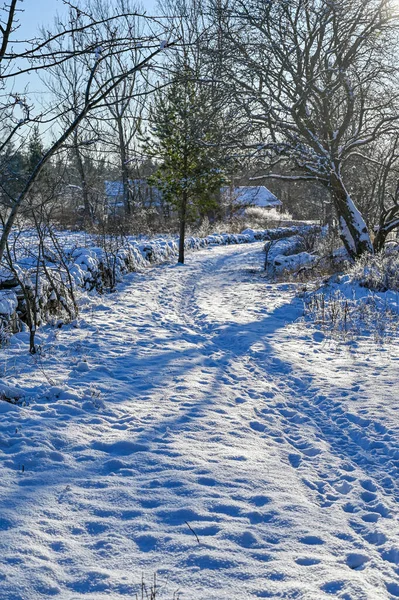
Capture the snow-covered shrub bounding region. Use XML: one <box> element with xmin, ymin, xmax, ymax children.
<box><xmin>349</xmin><ymin>248</ymin><xmax>399</xmax><ymax>292</ymax></box>
<box><xmin>263</xmin><ymin>235</ymin><xmax>305</xmax><ymax>271</ymax></box>
<box><xmin>269</xmin><ymin>226</ymin><xmax>351</xmax><ymax>281</ymax></box>
<box><xmin>304</xmin><ymin>285</ymin><xmax>399</xmax><ymax>344</ymax></box>
<box><xmin>308</xmin><ymin>227</ymin><xmax>351</xmax><ymax>274</ymax></box>
<box><xmin>0</xmin><ymin>229</ymin><xmax>80</xmax><ymax>350</ymax></box>
<box><xmin>0</xmin><ymin>291</ymin><xmax>19</xmax><ymax>343</ymax></box>
<box><xmin>0</xmin><ymin>379</ymin><xmax>29</xmax><ymax>404</ymax></box>
<box><xmin>263</xmin><ymin>228</ymin><xmax>323</xmax><ymax>276</ymax></box>
<box><xmin>302</xmin><ymin>244</ymin><xmax>399</xmax><ymax>342</ymax></box>
<box><xmin>242</xmin><ymin>206</ymin><xmax>294</xmax><ymax>230</ymax></box>
<box><xmin>262</xmin><ymin>225</ymin><xmax>321</xmax><ymax>242</ymax></box>
<box><xmin>273</xmin><ymin>252</ymin><xmax>317</xmax><ymax>273</ymax></box>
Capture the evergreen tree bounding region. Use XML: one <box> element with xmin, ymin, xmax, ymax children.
<box><xmin>0</xmin><ymin>145</ymin><xmax>25</xmax><ymax>208</ymax></box>
<box><xmin>25</xmin><ymin>125</ymin><xmax>45</xmax><ymax>175</ymax></box>
<box><xmin>145</xmin><ymin>67</ymin><xmax>226</xmax><ymax>263</ymax></box>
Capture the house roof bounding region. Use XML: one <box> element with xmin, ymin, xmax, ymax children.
<box><xmin>221</xmin><ymin>186</ymin><xmax>282</xmax><ymax>207</ymax></box>
<box><xmin>104</xmin><ymin>180</ymin><xmax>163</xmax><ymax>206</ymax></box>
<box><xmin>105</xmin><ymin>181</ymin><xmax>125</xmax><ymax>198</ymax></box>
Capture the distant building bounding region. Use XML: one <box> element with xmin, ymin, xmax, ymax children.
<box><xmin>221</xmin><ymin>186</ymin><xmax>282</xmax><ymax>213</ymax></box>
<box><xmin>104</xmin><ymin>179</ymin><xmax>163</xmax><ymax>213</ymax></box>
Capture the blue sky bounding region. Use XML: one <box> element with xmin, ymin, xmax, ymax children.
<box><xmin>18</xmin><ymin>0</ymin><xmax>158</xmax><ymax>40</ymax></box>
<box><xmin>13</xmin><ymin>0</ymin><xmax>158</xmax><ymax>96</ymax></box>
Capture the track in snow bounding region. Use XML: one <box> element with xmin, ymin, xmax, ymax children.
<box><xmin>0</xmin><ymin>242</ymin><xmax>399</xmax><ymax>599</ymax></box>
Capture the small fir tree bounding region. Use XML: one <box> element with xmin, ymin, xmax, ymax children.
<box><xmin>144</xmin><ymin>67</ymin><xmax>225</xmax><ymax>263</ymax></box>
<box><xmin>25</xmin><ymin>125</ymin><xmax>45</xmax><ymax>175</ymax></box>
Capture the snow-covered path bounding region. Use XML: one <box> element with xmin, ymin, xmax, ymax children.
<box><xmin>1</xmin><ymin>242</ymin><xmax>399</xmax><ymax>599</ymax></box>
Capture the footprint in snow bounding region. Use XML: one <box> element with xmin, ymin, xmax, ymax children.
<box><xmin>361</xmin><ymin>512</ymin><xmax>380</xmax><ymax>523</ymax></box>
<box><xmin>211</xmin><ymin>503</ymin><xmax>241</xmax><ymax>517</ymax></box>
<box><xmin>386</xmin><ymin>582</ymin><xmax>399</xmax><ymax>597</ymax></box>
<box><xmin>135</xmin><ymin>534</ymin><xmax>158</xmax><ymax>552</ymax></box>
<box><xmin>235</xmin><ymin>396</ymin><xmax>246</xmax><ymax>404</ymax></box>
<box><xmin>92</xmin><ymin>440</ymin><xmax>149</xmax><ymax>455</ymax></box>
<box><xmin>361</xmin><ymin>479</ymin><xmax>377</xmax><ymax>492</ymax></box>
<box><xmin>250</xmin><ymin>495</ymin><xmax>271</xmax><ymax>507</ymax></box>
<box><xmin>334</xmin><ymin>481</ymin><xmax>352</xmax><ymax>494</ymax></box>
<box><xmin>245</xmin><ymin>511</ymin><xmax>275</xmax><ymax>524</ymax></box>
<box><xmin>363</xmin><ymin>531</ymin><xmax>386</xmax><ymax>545</ymax></box>
<box><xmin>234</xmin><ymin>531</ymin><xmax>260</xmax><ymax>548</ymax></box>
<box><xmin>312</xmin><ymin>331</ymin><xmax>324</xmax><ymax>343</ymax></box>
<box><xmin>185</xmin><ymin>554</ymin><xmax>232</xmax><ymax>570</ymax></box>
<box><xmin>85</xmin><ymin>521</ymin><xmax>109</xmax><ymax>535</ymax></box>
<box><xmin>197</xmin><ymin>476</ymin><xmax>217</xmax><ymax>487</ymax></box>
<box><xmin>381</xmin><ymin>548</ymin><xmax>399</xmax><ymax>565</ymax></box>
<box><xmin>288</xmin><ymin>453</ymin><xmax>301</xmax><ymax>468</ymax></box>
<box><xmin>346</xmin><ymin>552</ymin><xmax>370</xmax><ymax>570</ymax></box>
<box><xmin>195</xmin><ymin>525</ymin><xmax>220</xmax><ymax>536</ymax></box>
<box><xmin>249</xmin><ymin>420</ymin><xmax>266</xmax><ymax>432</ymax></box>
<box><xmin>295</xmin><ymin>557</ymin><xmax>321</xmax><ymax>566</ymax></box>
<box><xmin>321</xmin><ymin>581</ymin><xmax>346</xmax><ymax>594</ymax></box>
<box><xmin>301</xmin><ymin>446</ymin><xmax>321</xmax><ymax>457</ymax></box>
<box><xmin>299</xmin><ymin>535</ymin><xmax>324</xmax><ymax>545</ymax></box>
<box><xmin>360</xmin><ymin>490</ymin><xmax>377</xmax><ymax>503</ymax></box>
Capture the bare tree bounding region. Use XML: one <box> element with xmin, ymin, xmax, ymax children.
<box><xmin>45</xmin><ymin>28</ymin><xmax>100</xmax><ymax>224</ymax></box>
<box><xmin>79</xmin><ymin>0</ymin><xmax>155</xmax><ymax>218</ymax></box>
<box><xmin>0</xmin><ymin>0</ymin><xmax>175</xmax><ymax>260</ymax></box>
<box><xmin>208</xmin><ymin>0</ymin><xmax>399</xmax><ymax>258</ymax></box>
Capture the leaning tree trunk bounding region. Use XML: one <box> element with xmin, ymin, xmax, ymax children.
<box><xmin>330</xmin><ymin>172</ymin><xmax>373</xmax><ymax>259</ymax></box>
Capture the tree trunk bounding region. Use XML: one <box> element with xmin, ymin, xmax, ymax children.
<box><xmin>178</xmin><ymin>190</ymin><xmax>187</xmax><ymax>264</ymax></box>
<box><xmin>117</xmin><ymin>117</ymin><xmax>131</xmax><ymax>216</ymax></box>
<box><xmin>330</xmin><ymin>171</ymin><xmax>373</xmax><ymax>259</ymax></box>
<box><xmin>29</xmin><ymin>328</ymin><xmax>36</xmax><ymax>354</ymax></box>
<box><xmin>374</xmin><ymin>228</ymin><xmax>387</xmax><ymax>253</ymax></box>
<box><xmin>73</xmin><ymin>136</ymin><xmax>91</xmax><ymax>221</ymax></box>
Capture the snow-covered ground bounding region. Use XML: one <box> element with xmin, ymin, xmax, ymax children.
<box><xmin>0</xmin><ymin>242</ymin><xmax>399</xmax><ymax>599</ymax></box>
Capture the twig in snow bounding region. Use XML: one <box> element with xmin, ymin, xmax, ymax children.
<box><xmin>185</xmin><ymin>521</ymin><xmax>200</xmax><ymax>544</ymax></box>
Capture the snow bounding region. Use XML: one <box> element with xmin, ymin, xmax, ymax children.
<box><xmin>339</xmin><ymin>215</ymin><xmax>357</xmax><ymax>255</ymax></box>
<box><xmin>221</xmin><ymin>186</ymin><xmax>282</xmax><ymax>208</ymax></box>
<box><xmin>345</xmin><ymin>195</ymin><xmax>373</xmax><ymax>246</ymax></box>
<box><xmin>0</xmin><ymin>242</ymin><xmax>398</xmax><ymax>599</ymax></box>
<box><xmin>273</xmin><ymin>251</ymin><xmax>317</xmax><ymax>272</ymax></box>
<box><xmin>0</xmin><ymin>291</ymin><xmax>18</xmax><ymax>316</ymax></box>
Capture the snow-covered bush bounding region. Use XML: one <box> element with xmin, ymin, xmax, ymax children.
<box><xmin>304</xmin><ymin>286</ymin><xmax>399</xmax><ymax>344</ymax></box>
<box><xmin>262</xmin><ymin>227</ymin><xmax>324</xmax><ymax>276</ymax></box>
<box><xmin>273</xmin><ymin>251</ymin><xmax>317</xmax><ymax>273</ymax></box>
<box><xmin>301</xmin><ymin>244</ymin><xmax>399</xmax><ymax>342</ymax></box>
<box><xmin>349</xmin><ymin>248</ymin><xmax>399</xmax><ymax>292</ymax></box>
<box><xmin>241</xmin><ymin>206</ymin><xmax>293</xmax><ymax>229</ymax></box>
<box><xmin>0</xmin><ymin>290</ymin><xmax>19</xmax><ymax>343</ymax></box>
<box><xmin>191</xmin><ymin>209</ymin><xmax>312</xmax><ymax>237</ymax></box>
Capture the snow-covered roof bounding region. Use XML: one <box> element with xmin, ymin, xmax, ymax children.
<box><xmin>104</xmin><ymin>180</ymin><xmax>163</xmax><ymax>208</ymax></box>
<box><xmin>221</xmin><ymin>186</ymin><xmax>282</xmax><ymax>207</ymax></box>
<box><xmin>105</xmin><ymin>181</ymin><xmax>125</xmax><ymax>198</ymax></box>
<box><xmin>105</xmin><ymin>179</ymin><xmax>162</xmax><ymax>199</ymax></box>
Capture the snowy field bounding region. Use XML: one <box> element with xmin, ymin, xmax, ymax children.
<box><xmin>0</xmin><ymin>242</ymin><xmax>399</xmax><ymax>599</ymax></box>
